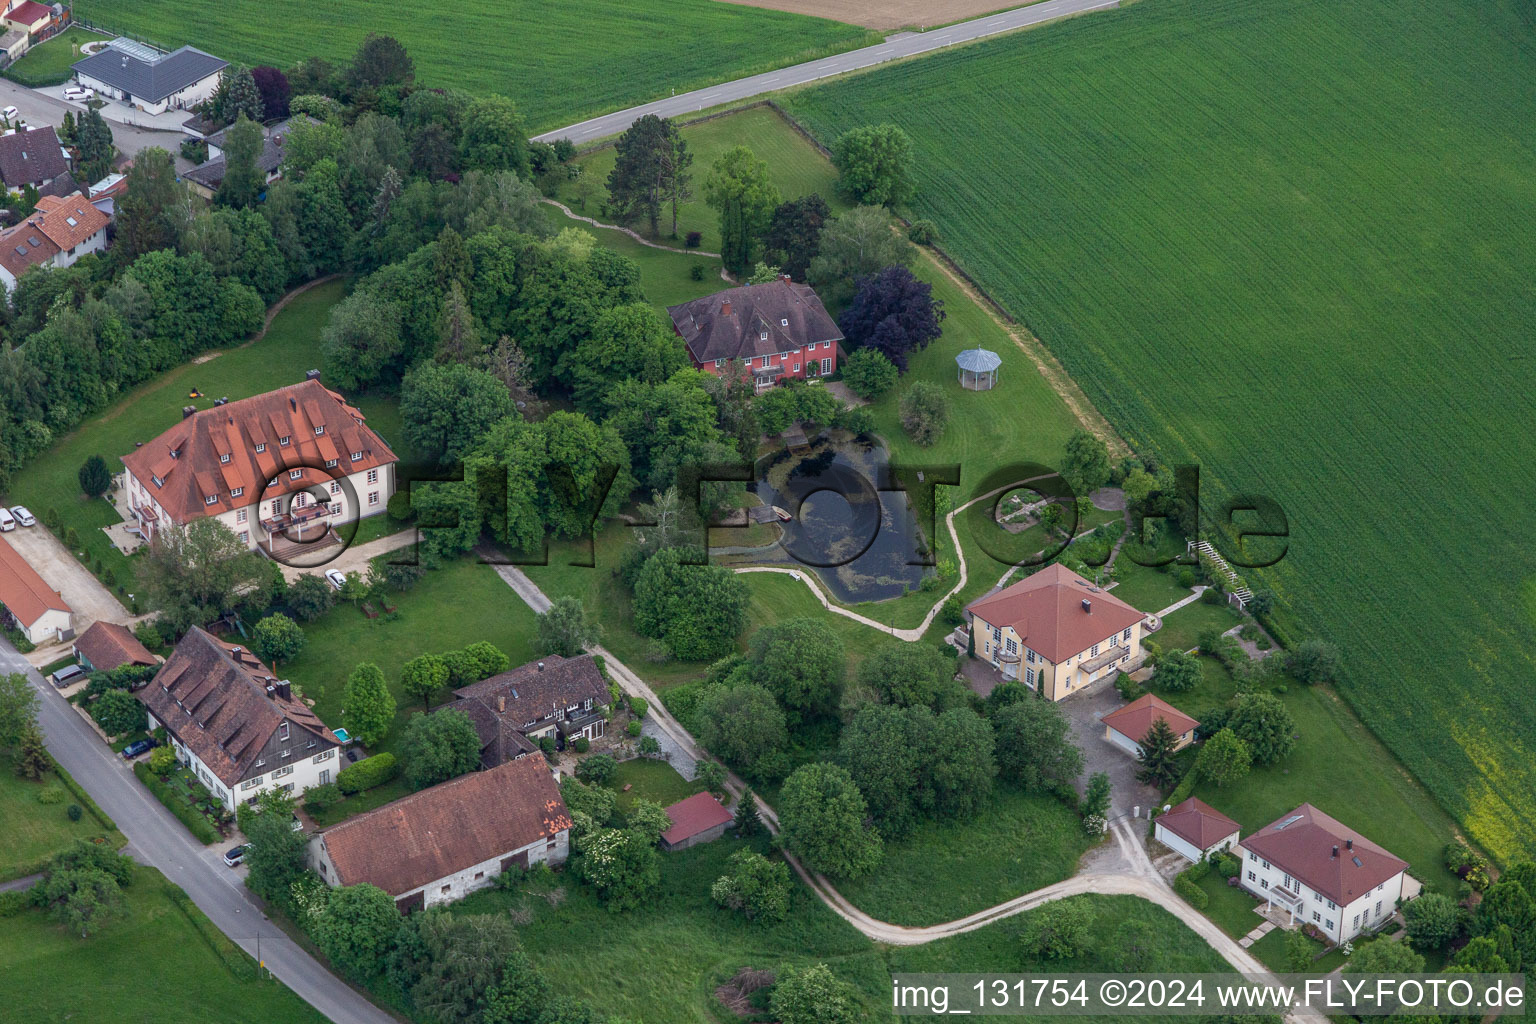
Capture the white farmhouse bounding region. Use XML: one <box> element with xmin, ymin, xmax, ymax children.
<box><xmin>309</xmin><ymin>756</ymin><xmax>573</xmax><ymax>913</ymax></box>
<box><xmin>72</xmin><ymin>38</ymin><xmax>226</xmax><ymax>115</ymax></box>
<box><xmin>1238</xmin><ymin>803</ymin><xmax>1408</xmax><ymax>944</ymax></box>
<box><xmin>120</xmin><ymin>375</ymin><xmax>396</xmax><ymax>558</ymax></box>
<box><xmin>138</xmin><ymin>627</ymin><xmax>342</xmax><ymax>811</ymax></box>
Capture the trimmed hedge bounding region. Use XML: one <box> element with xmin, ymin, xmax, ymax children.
<box><xmin>1173</xmin><ymin>871</ymin><xmax>1209</xmax><ymax>909</ymax></box>
<box><xmin>134</xmin><ymin>762</ymin><xmax>220</xmax><ymax>845</ymax></box>
<box><xmin>337</xmin><ymin>752</ymin><xmax>398</xmax><ymax>795</ymax></box>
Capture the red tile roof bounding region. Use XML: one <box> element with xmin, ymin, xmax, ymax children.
<box><xmin>966</xmin><ymin>563</ymin><xmax>1144</xmax><ymax>663</ymax></box>
<box><xmin>1102</xmin><ymin>693</ymin><xmax>1199</xmax><ymax>743</ymax></box>
<box><xmin>1240</xmin><ymin>804</ymin><xmax>1407</xmax><ymax>907</ymax></box>
<box><xmin>0</xmin><ymin>534</ymin><xmax>69</xmax><ymax>628</ymax></box>
<box><xmin>30</xmin><ymin>193</ymin><xmax>109</xmax><ymax>251</ymax></box>
<box><xmin>320</xmin><ymin>756</ymin><xmax>572</xmax><ymax>897</ymax></box>
<box><xmin>1156</xmin><ymin>797</ymin><xmax>1240</xmax><ymax>851</ymax></box>
<box><xmin>120</xmin><ymin>379</ymin><xmax>395</xmax><ymax>526</ymax></box>
<box><xmin>4</xmin><ymin>1</ymin><xmax>51</xmax><ymax>27</ymax></box>
<box><xmin>74</xmin><ymin>620</ymin><xmax>157</xmax><ymax>672</ymax></box>
<box><xmin>661</xmin><ymin>791</ymin><xmax>732</xmax><ymax>846</ymax></box>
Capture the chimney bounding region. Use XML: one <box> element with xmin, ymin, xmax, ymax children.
<box><xmin>265</xmin><ymin>684</ymin><xmax>275</xmax><ymax>698</ymax></box>
<box><xmin>182</xmin><ymin>405</ymin><xmax>196</xmax><ymax>419</ymax></box>
<box><xmin>497</xmin><ymin>695</ymin><xmax>506</xmax><ymax>713</ymax></box>
<box><xmin>1346</xmin><ymin>839</ymin><xmax>1353</xmax><ymax>850</ymax></box>
<box><xmin>781</xmin><ymin>273</ymin><xmax>792</xmax><ymax>284</ymax></box>
<box><xmin>1081</xmin><ymin>598</ymin><xmax>1092</xmax><ymax>613</ymax></box>
<box><xmin>1331</xmin><ymin>845</ymin><xmax>1339</xmax><ymax>859</ymax></box>
<box><xmin>720</xmin><ymin>300</ymin><xmax>732</xmax><ymax>317</ymax></box>
<box><xmin>274</xmin><ymin>681</ymin><xmax>292</xmax><ymax>701</ymax></box>
<box><xmin>305</xmin><ymin>369</ymin><xmax>320</xmax><ymax>382</ymax></box>
<box><xmin>537</xmin><ymin>661</ymin><xmax>545</xmax><ymax>672</ymax></box>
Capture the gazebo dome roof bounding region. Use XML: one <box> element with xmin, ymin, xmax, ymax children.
<box><xmin>955</xmin><ymin>348</ymin><xmax>1002</xmax><ymax>373</ymax></box>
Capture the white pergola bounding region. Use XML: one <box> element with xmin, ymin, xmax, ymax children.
<box><xmin>956</xmin><ymin>347</ymin><xmax>1002</xmax><ymax>390</ymax></box>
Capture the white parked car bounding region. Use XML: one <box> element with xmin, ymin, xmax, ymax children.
<box><xmin>9</xmin><ymin>506</ymin><xmax>33</xmax><ymax>527</ymax></box>
<box><xmin>0</xmin><ymin>106</ymin><xmax>17</xmax><ymax>122</ymax></box>
<box><xmin>0</xmin><ymin>508</ymin><xmax>15</xmax><ymax>532</ymax></box>
<box><xmin>325</xmin><ymin>568</ymin><xmax>347</xmax><ymax>591</ymax></box>
<box><xmin>63</xmin><ymin>86</ymin><xmax>93</xmax><ymax>102</ymax></box>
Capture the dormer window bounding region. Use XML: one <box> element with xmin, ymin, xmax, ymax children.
<box><xmin>781</xmin><ymin>318</ymin><xmax>789</xmax><ymax>326</ymax></box>
<box><xmin>350</xmin><ymin>451</ymin><xmax>362</xmax><ymax>462</ymax></box>
<box><xmin>219</xmin><ymin>453</ymin><xmax>230</xmax><ymax>464</ymax></box>
<box><xmin>314</xmin><ymin>426</ymin><xmax>324</xmax><ymax>435</ymax></box>
<box><xmin>289</xmin><ymin>469</ymin><xmax>302</xmax><ymax>480</ymax></box>
<box><xmin>204</xmin><ymin>494</ymin><xmax>218</xmax><ymax>505</ymax></box>
<box><xmin>279</xmin><ymin>436</ymin><xmax>291</xmax><ymax>447</ymax></box>
<box><xmin>759</xmin><ymin>330</ymin><xmax>768</xmax><ymax>342</ymax></box>
<box><xmin>325</xmin><ymin>459</ymin><xmax>337</xmax><ymax>468</ymax></box>
<box><xmin>231</xmin><ymin>487</ymin><xmax>244</xmax><ymax>498</ymax></box>
<box><xmin>255</xmin><ymin>443</ymin><xmax>265</xmax><ymax>453</ymax></box>
<box><xmin>151</xmin><ymin>475</ymin><xmax>163</xmax><ymax>488</ymax></box>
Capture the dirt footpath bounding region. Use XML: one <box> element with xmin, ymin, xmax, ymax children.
<box><xmin>714</xmin><ymin>0</ymin><xmax>1016</xmax><ymax>31</ymax></box>
<box><xmin>4</xmin><ymin>525</ymin><xmax>129</xmax><ymax>629</ymax></box>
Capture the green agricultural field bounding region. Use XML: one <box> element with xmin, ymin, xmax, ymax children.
<box><xmin>3</xmin><ymin>26</ymin><xmax>108</xmax><ymax>86</ymax></box>
<box><xmin>833</xmin><ymin>785</ymin><xmax>1091</xmax><ymax>926</ymax></box>
<box><xmin>73</xmin><ymin>0</ymin><xmax>876</xmax><ymax>132</ymax></box>
<box><xmin>783</xmin><ymin>0</ymin><xmax>1536</xmax><ymax>861</ymax></box>
<box><xmin>2</xmin><ymin>864</ymin><xmax>324</xmax><ymax>1023</ymax></box>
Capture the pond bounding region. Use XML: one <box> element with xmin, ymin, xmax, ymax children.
<box><xmin>715</xmin><ymin>431</ymin><xmax>932</xmax><ymax>604</ymax></box>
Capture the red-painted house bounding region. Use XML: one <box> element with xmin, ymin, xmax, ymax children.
<box><xmin>666</xmin><ymin>277</ymin><xmax>843</xmax><ymax>392</ymax></box>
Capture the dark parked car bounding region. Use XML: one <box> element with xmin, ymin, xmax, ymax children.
<box><xmin>222</xmin><ymin>845</ymin><xmax>247</xmax><ymax>867</ymax></box>
<box><xmin>120</xmin><ymin>738</ymin><xmax>154</xmax><ymax>759</ymax></box>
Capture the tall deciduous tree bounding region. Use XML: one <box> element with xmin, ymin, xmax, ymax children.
<box><xmin>315</xmin><ymin>883</ymin><xmax>399</xmax><ymax>978</ymax></box>
<box><xmin>251</xmin><ymin>66</ymin><xmax>291</xmax><ymax>119</ymax></box>
<box><xmin>840</xmin><ymin>703</ymin><xmax>996</xmax><ymax>839</ymax></box>
<box><xmin>137</xmin><ymin>519</ymin><xmax>269</xmax><ymax>633</ymax></box>
<box><xmin>1135</xmin><ymin>717</ymin><xmax>1182</xmax><ymax>789</ymax></box>
<box><xmin>837</xmin><ymin>265</ymin><xmax>945</xmax><ymax>371</ymax></box>
<box><xmin>993</xmin><ymin>698</ymin><xmax>1084</xmax><ymax>794</ymax></box>
<box><xmin>807</xmin><ymin>205</ymin><xmax>911</xmax><ymax>287</ymax></box>
<box><xmin>348</xmin><ymin>33</ymin><xmax>415</xmax><ymax>93</ymax></box>
<box><xmin>251</xmin><ymin>613</ymin><xmax>306</xmax><ymax>665</ymax></box>
<box><xmin>460</xmin><ymin>96</ymin><xmax>529</xmax><ymax>177</ymax></box>
<box><xmin>1195</xmin><ymin>727</ymin><xmax>1252</xmax><ymax>786</ymax></box>
<box><xmin>778</xmin><ymin>762</ymin><xmax>882</xmax><ymax>878</ymax></box>
<box><xmin>1227</xmin><ymin>692</ymin><xmax>1296</xmax><ymax>766</ymax></box>
<box><xmin>745</xmin><ymin>617</ymin><xmax>846</xmax><ymax>723</ymax></box>
<box><xmin>115</xmin><ymin>148</ymin><xmax>187</xmax><ymax>262</ymax></box>
<box><xmin>833</xmin><ymin>123</ymin><xmax>915</xmax><ymax>208</ymax></box>
<box><xmin>697</xmin><ymin>681</ymin><xmax>787</xmax><ymax>771</ymax></box>
<box><xmin>400</xmin><ymin>361</ymin><xmax>513</xmax><ymax>466</ymax></box>
<box><xmin>399</xmin><ymin>708</ymin><xmax>480</xmax><ymax>790</ymax></box>
<box><xmin>703</xmin><ymin>146</ymin><xmax>780</xmax><ymax>276</ymax></box>
<box><xmin>536</xmin><ymin>596</ymin><xmax>601</xmax><ymax>658</ymax></box>
<box><xmin>399</xmin><ymin>653</ymin><xmax>450</xmax><ymax>709</ymax></box>
<box><xmin>238</xmin><ymin>790</ymin><xmax>308</xmax><ymax>904</ymax></box>
<box><xmin>853</xmin><ymin>641</ymin><xmax>956</xmax><ymax>710</ymax></box>
<box><xmin>342</xmin><ymin>662</ymin><xmax>396</xmax><ymax>747</ymax></box>
<box><xmin>0</xmin><ymin>672</ymin><xmax>38</xmax><ymax>750</ymax></box>
<box><xmin>763</xmin><ymin>193</ymin><xmax>830</xmax><ymax>281</ymax></box>
<box><xmin>1061</xmin><ymin>428</ymin><xmax>1112</xmax><ymax>496</ymax></box>
<box><xmin>606</xmin><ymin>115</ymin><xmax>690</xmax><ymax>236</ymax></box>
<box><xmin>632</xmin><ymin>546</ymin><xmax>749</xmax><ymax>661</ymax></box>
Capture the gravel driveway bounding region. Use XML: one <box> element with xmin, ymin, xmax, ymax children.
<box><xmin>1061</xmin><ymin>680</ymin><xmax>1163</xmax><ymax>818</ymax></box>
<box><xmin>4</xmin><ymin>524</ymin><xmax>128</xmax><ymax>629</ymax></box>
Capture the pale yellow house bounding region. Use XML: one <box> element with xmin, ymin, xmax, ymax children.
<box><xmin>965</xmin><ymin>563</ymin><xmax>1145</xmax><ymax>701</ymax></box>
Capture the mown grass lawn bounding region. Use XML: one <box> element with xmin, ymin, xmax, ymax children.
<box><xmin>606</xmin><ymin>756</ymin><xmax>703</xmax><ymax>813</ymax></box>
<box><xmin>6</xmin><ymin>279</ymin><xmax>353</xmax><ymax>595</ymax></box>
<box><xmin>1194</xmin><ymin>869</ymin><xmax>1265</xmax><ymax>939</ymax></box>
<box><xmin>2</xmin><ymin>26</ymin><xmax>108</xmax><ymax>86</ymax></box>
<box><xmin>2</xmin><ymin>864</ymin><xmax>325</xmax><ymax>1023</ymax></box>
<box><xmin>282</xmin><ymin>555</ymin><xmax>541</xmax><ymax>768</ymax></box>
<box><xmin>544</xmin><ymin>204</ymin><xmax>723</xmax><ymax>310</ymax></box>
<box><xmin>74</xmin><ymin>0</ymin><xmax>876</xmax><ymax>133</ymax></box>
<box><xmin>1109</xmin><ymin>559</ymin><xmax>1197</xmax><ymax>616</ymax></box>
<box><xmin>782</xmin><ymin>0</ymin><xmax>1536</xmax><ymax>863</ymax></box>
<box><xmin>0</xmin><ymin>757</ymin><xmax>120</xmax><ymax>881</ymax></box>
<box><xmin>1152</xmin><ymin>598</ymin><xmax>1243</xmax><ymax>655</ymax></box>
<box><xmin>833</xmin><ymin>785</ymin><xmax>1092</xmax><ymax>927</ymax></box>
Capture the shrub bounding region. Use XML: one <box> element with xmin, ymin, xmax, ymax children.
<box><xmin>573</xmin><ymin>737</ymin><xmax>590</xmax><ymax>753</ymax></box>
<box><xmin>336</xmin><ymin>753</ymin><xmax>399</xmax><ymax>795</ymax></box>
<box><xmin>1174</xmin><ymin>871</ymin><xmax>1209</xmax><ymax>909</ymax></box>
<box><xmin>1176</xmin><ymin>567</ymin><xmax>1197</xmax><ymax>588</ymax></box>
<box><xmin>685</xmin><ymin>231</ymin><xmax>702</xmax><ymax>248</ymax></box>
<box><xmin>134</xmin><ymin>762</ymin><xmax>219</xmax><ymax>844</ymax></box>
<box><xmin>638</xmin><ymin>735</ymin><xmax>661</xmax><ymax>757</ymax></box>
<box><xmin>148</xmin><ymin>745</ymin><xmax>178</xmax><ymax>776</ymax></box>
<box><xmin>66</xmin><ymin>804</ymin><xmax>83</xmax><ymax>821</ymax></box>
<box><xmin>1214</xmin><ymin>852</ymin><xmax>1241</xmax><ymax>878</ymax></box>
<box><xmin>841</xmin><ymin>348</ymin><xmax>899</xmax><ymax>401</ymax></box>
<box><xmin>303</xmin><ymin>783</ymin><xmax>344</xmax><ymax>814</ymax></box>
<box><xmin>628</xmin><ymin>696</ymin><xmax>648</xmax><ymax>719</ymax></box>
<box><xmin>575</xmin><ymin>753</ymin><xmax>617</xmax><ymax>786</ymax></box>
<box><xmin>898</xmin><ymin>380</ymin><xmax>950</xmax><ymax>446</ymax></box>
<box><xmin>36</xmin><ymin>785</ymin><xmax>64</xmax><ymax>805</ymax></box>
<box><xmin>907</xmin><ymin>219</ymin><xmax>937</xmax><ymax>245</ymax></box>
<box><xmin>386</xmin><ymin>490</ymin><xmax>413</xmax><ymax>522</ymax></box>
<box><xmin>689</xmin><ymin>263</ymin><xmax>706</xmax><ymax>281</ymax></box>
<box><xmin>1114</xmin><ymin>672</ymin><xmax>1140</xmax><ymax>701</ymax></box>
<box><xmin>625</xmin><ymin>720</ymin><xmax>642</xmax><ymax>738</ymax></box>
<box><xmin>1201</xmin><ymin>586</ymin><xmax>1224</xmax><ymax>605</ymax></box>
<box><xmin>0</xmin><ymin>890</ymin><xmax>27</xmax><ymax>916</ymax></box>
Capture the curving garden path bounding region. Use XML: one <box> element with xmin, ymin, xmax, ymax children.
<box><xmin>489</xmin><ymin>562</ymin><xmax>1318</xmax><ymax>1021</ymax></box>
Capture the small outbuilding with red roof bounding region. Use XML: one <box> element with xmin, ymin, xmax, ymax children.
<box><xmin>660</xmin><ymin>791</ymin><xmax>733</xmax><ymax>851</ymax></box>
<box><xmin>1101</xmin><ymin>693</ymin><xmax>1198</xmax><ymax>757</ymax></box>
<box><xmin>1153</xmin><ymin>797</ymin><xmax>1240</xmax><ymax>863</ymax></box>
<box><xmin>72</xmin><ymin>620</ymin><xmax>158</xmax><ymax>674</ymax></box>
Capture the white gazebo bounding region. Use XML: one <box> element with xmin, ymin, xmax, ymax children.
<box><xmin>956</xmin><ymin>348</ymin><xmax>1001</xmax><ymax>390</ymax></box>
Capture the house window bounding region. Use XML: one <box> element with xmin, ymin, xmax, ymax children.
<box><xmin>238</xmin><ymin>530</ymin><xmax>248</xmax><ymax>543</ymax></box>
<box><xmin>204</xmin><ymin>494</ymin><xmax>218</xmax><ymax>505</ymax></box>
<box><xmin>293</xmin><ymin>493</ymin><xmax>307</xmax><ymax>509</ymax></box>
<box><xmin>781</xmin><ymin>318</ymin><xmax>788</xmax><ymax>326</ymax></box>
<box><xmin>254</xmin><ymin>758</ymin><xmax>265</xmax><ymax>768</ymax></box>
<box><xmin>820</xmin><ymin>357</ymin><xmax>832</xmax><ymax>374</ymax></box>
<box><xmin>330</xmin><ymin>482</ymin><xmax>341</xmax><ymax>494</ymax></box>
<box><xmin>325</xmin><ymin>458</ymin><xmax>337</xmax><ymax>468</ymax></box>
<box><xmin>1326</xmin><ymin>919</ymin><xmax>1334</xmax><ymax>931</ymax></box>
<box><xmin>441</xmin><ymin>885</ymin><xmax>451</xmax><ymax>894</ymax></box>
<box><xmin>1248</xmin><ymin>852</ymin><xmax>1256</xmax><ymax>861</ymax></box>
<box><xmin>1312</xmin><ymin>911</ymin><xmax>1320</xmax><ymax>923</ymax></box>
<box><xmin>1247</xmin><ymin>870</ymin><xmax>1256</xmax><ymax>882</ymax></box>
<box><xmin>151</xmin><ymin>475</ymin><xmax>163</xmax><ymax>487</ymax></box>
<box><xmin>759</xmin><ymin>330</ymin><xmax>768</xmax><ymax>342</ymax></box>
<box><xmin>289</xmin><ymin>469</ymin><xmax>302</xmax><ymax>480</ymax></box>
<box><xmin>312</xmin><ymin>749</ymin><xmax>333</xmax><ymax>764</ymax></box>
<box><xmin>1375</xmin><ymin>901</ymin><xmax>1382</xmax><ymax>917</ymax></box>
<box><xmin>314</xmin><ymin>426</ymin><xmax>324</xmax><ymax>435</ymax></box>
<box><xmin>1026</xmin><ymin>649</ymin><xmax>1036</xmax><ymax>664</ymax></box>
<box><xmin>241</xmin><ymin>776</ymin><xmax>263</xmax><ymax>790</ymax></box>
<box><xmin>1260</xmin><ymin>879</ymin><xmax>1269</xmax><ymax>889</ymax></box>
<box><xmin>220</xmin><ymin>453</ymin><xmax>230</xmax><ymax>464</ymax></box>
<box><xmin>1124</xmin><ymin>628</ymin><xmax>1132</xmax><ymax>641</ymax></box>
<box><xmin>330</xmin><ymin>504</ymin><xmax>343</xmax><ymax>516</ymax></box>
<box><xmin>366</xmin><ymin>469</ymin><xmax>378</xmax><ymax>484</ymax></box>
<box><xmin>232</xmin><ymin>487</ymin><xmax>244</xmax><ymax>499</ymax></box>
<box><xmin>255</xmin><ymin>443</ymin><xmax>266</xmax><ymax>453</ymax></box>
<box><xmin>1313</xmin><ymin>893</ymin><xmax>1321</xmax><ymax>903</ymax></box>
<box><xmin>1024</xmin><ymin>668</ymin><xmax>1035</xmax><ymax>687</ymax></box>
<box><xmin>1327</xmin><ymin>899</ymin><xmax>1336</xmax><ymax>910</ymax></box>
<box><xmin>278</xmin><ymin>722</ymin><xmax>289</xmax><ymax>741</ymax></box>
<box><xmin>1353</xmin><ymin>914</ymin><xmax>1361</xmax><ymax>931</ymax></box>
<box><xmin>474</xmin><ymin>872</ymin><xmax>484</xmax><ymax>880</ymax></box>
<box><xmin>272</xmin><ymin>765</ymin><xmax>293</xmax><ymax>779</ymax></box>
<box><xmin>992</xmin><ymin>627</ymin><xmax>1001</xmax><ymax>643</ymax></box>
<box><xmin>1261</xmin><ymin>860</ymin><xmax>1270</xmax><ymax>869</ymax></box>
<box><xmin>793</xmin><ymin>364</ymin><xmax>799</xmax><ymax>372</ymax></box>
<box><xmin>279</xmin><ymin>435</ymin><xmax>290</xmax><ymax>446</ymax></box>
<box><xmin>350</xmin><ymin>451</ymin><xmax>362</xmax><ymax>462</ymax></box>
<box><xmin>1091</xmin><ymin>644</ymin><xmax>1100</xmax><ymax>657</ymax></box>
<box><xmin>368</xmin><ymin>491</ymin><xmax>379</xmax><ymax>506</ymax></box>
<box><xmin>1005</xmin><ymin>638</ymin><xmax>1018</xmax><ymax>655</ymax></box>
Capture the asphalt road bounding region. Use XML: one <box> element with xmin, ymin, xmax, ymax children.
<box><xmin>0</xmin><ymin>76</ymin><xmax>188</xmax><ymax>164</ymax></box>
<box><xmin>1</xmin><ymin>640</ymin><xmax>394</xmax><ymax>1024</ymax></box>
<box><xmin>533</xmin><ymin>0</ymin><xmax>1119</xmax><ymax>144</ymax></box>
